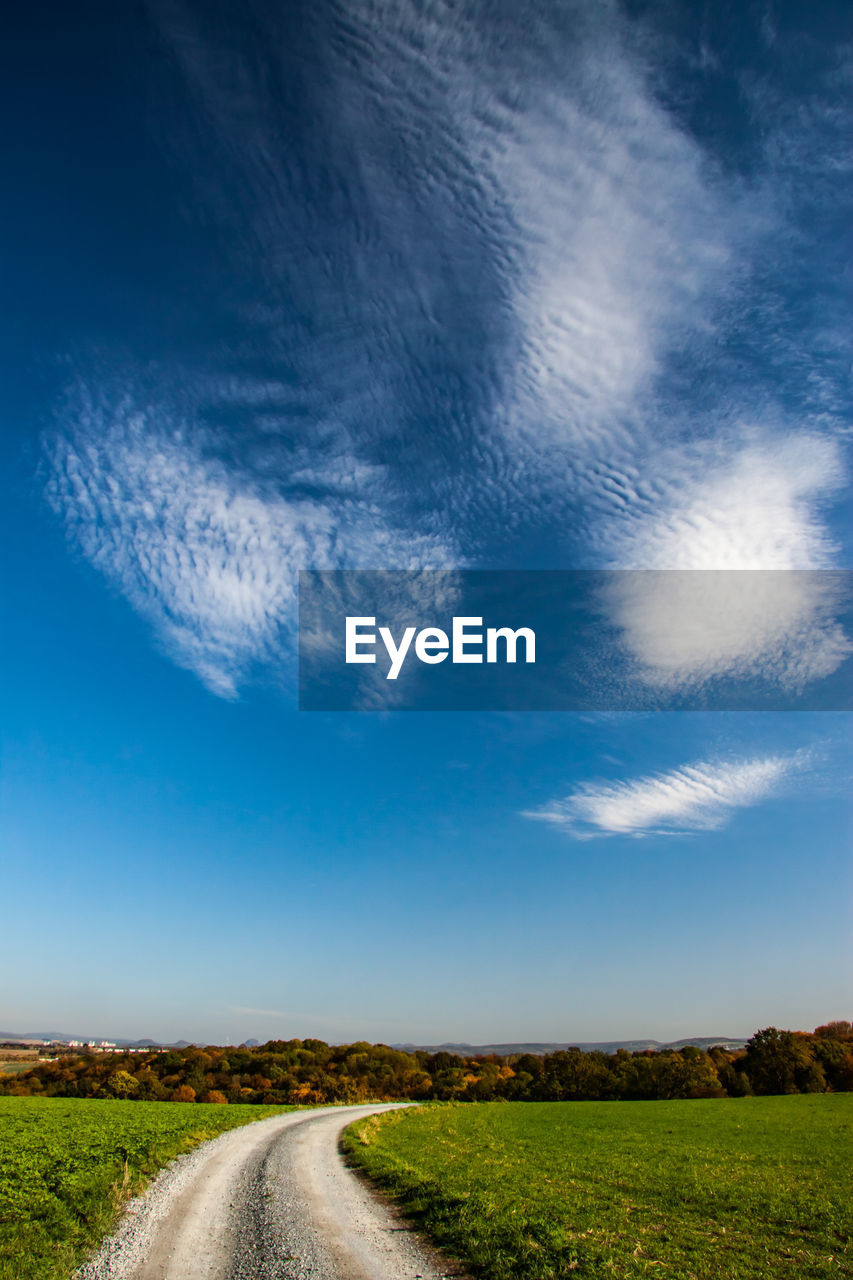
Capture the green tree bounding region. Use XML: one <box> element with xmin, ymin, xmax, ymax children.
<box><xmin>743</xmin><ymin>1028</ymin><xmax>814</xmax><ymax>1095</ymax></box>
<box><xmin>104</xmin><ymin>1070</ymin><xmax>140</xmax><ymax>1099</ymax></box>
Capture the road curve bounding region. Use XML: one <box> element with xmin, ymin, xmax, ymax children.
<box><xmin>76</xmin><ymin>1103</ymin><xmax>466</xmax><ymax>1280</ymax></box>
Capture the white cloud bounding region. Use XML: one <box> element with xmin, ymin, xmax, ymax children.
<box><xmin>46</xmin><ymin>385</ymin><xmax>452</xmax><ymax>696</ymax></box>
<box><xmin>318</xmin><ymin>0</ymin><xmax>738</xmax><ymax>456</ymax></box>
<box><xmin>486</xmin><ymin>52</ymin><xmax>732</xmax><ymax>453</ymax></box>
<box><xmin>595</xmin><ymin>434</ymin><xmax>850</xmax><ymax>690</ymax></box>
<box><xmin>157</xmin><ymin>0</ymin><xmax>743</xmax><ymax>466</ymax></box>
<box><xmin>524</xmin><ymin>752</ymin><xmax>806</xmax><ymax>838</ymax></box>
<box><xmin>44</xmin><ymin>5</ymin><xmax>851</xmax><ymax>705</ymax></box>
<box><xmin>601</xmin><ymin>434</ymin><xmax>844</xmax><ymax>571</ymax></box>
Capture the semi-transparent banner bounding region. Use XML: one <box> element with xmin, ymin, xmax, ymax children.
<box><xmin>298</xmin><ymin>570</ymin><xmax>853</xmax><ymax>711</ymax></box>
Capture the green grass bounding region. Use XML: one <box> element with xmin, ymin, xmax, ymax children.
<box><xmin>344</xmin><ymin>1096</ymin><xmax>853</xmax><ymax>1280</ymax></box>
<box><xmin>0</xmin><ymin>1096</ymin><xmax>294</xmax><ymax>1280</ymax></box>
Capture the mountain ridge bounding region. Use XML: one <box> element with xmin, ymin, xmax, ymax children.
<box><xmin>392</xmin><ymin>1037</ymin><xmax>749</xmax><ymax>1054</ymax></box>
<box><xmin>1</xmin><ymin>1030</ymin><xmax>749</xmax><ymax>1053</ymax></box>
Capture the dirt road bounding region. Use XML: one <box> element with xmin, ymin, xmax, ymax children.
<box><xmin>76</xmin><ymin>1103</ymin><xmax>464</xmax><ymax>1280</ymax></box>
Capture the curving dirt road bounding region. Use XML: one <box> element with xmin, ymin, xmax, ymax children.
<box><xmin>76</xmin><ymin>1103</ymin><xmax>466</xmax><ymax>1280</ymax></box>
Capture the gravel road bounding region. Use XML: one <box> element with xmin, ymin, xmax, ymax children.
<box><xmin>75</xmin><ymin>1103</ymin><xmax>467</xmax><ymax>1280</ymax></box>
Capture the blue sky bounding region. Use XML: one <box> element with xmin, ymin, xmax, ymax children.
<box><xmin>1</xmin><ymin>0</ymin><xmax>851</xmax><ymax>1044</ymax></box>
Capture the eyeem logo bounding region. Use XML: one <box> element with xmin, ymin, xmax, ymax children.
<box><xmin>346</xmin><ymin>616</ymin><xmax>536</xmax><ymax>680</ymax></box>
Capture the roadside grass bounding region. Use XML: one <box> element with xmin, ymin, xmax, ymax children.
<box><xmin>0</xmin><ymin>1096</ymin><xmax>295</xmax><ymax>1280</ymax></box>
<box><xmin>343</xmin><ymin>1095</ymin><xmax>853</xmax><ymax>1280</ymax></box>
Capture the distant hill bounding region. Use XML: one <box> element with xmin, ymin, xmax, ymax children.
<box><xmin>392</xmin><ymin>1037</ymin><xmax>748</xmax><ymax>1055</ymax></box>
<box><xmin>0</xmin><ymin>1030</ymin><xmax>187</xmax><ymax>1048</ymax></box>
<box><xmin>1</xmin><ymin>1029</ymin><xmax>748</xmax><ymax>1054</ymax></box>
<box><xmin>0</xmin><ymin>1031</ymin><xmax>77</xmax><ymax>1044</ymax></box>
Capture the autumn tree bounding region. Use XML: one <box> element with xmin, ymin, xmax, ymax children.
<box><xmin>170</xmin><ymin>1084</ymin><xmax>196</xmax><ymax>1102</ymax></box>
<box><xmin>104</xmin><ymin>1070</ymin><xmax>140</xmax><ymax>1099</ymax></box>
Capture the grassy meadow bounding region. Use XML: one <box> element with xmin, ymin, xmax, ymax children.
<box><xmin>344</xmin><ymin>1095</ymin><xmax>853</xmax><ymax>1280</ymax></box>
<box><xmin>0</xmin><ymin>1096</ymin><xmax>293</xmax><ymax>1280</ymax></box>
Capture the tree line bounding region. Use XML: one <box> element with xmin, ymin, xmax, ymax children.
<box><xmin>1</xmin><ymin>1022</ymin><xmax>850</xmax><ymax>1106</ymax></box>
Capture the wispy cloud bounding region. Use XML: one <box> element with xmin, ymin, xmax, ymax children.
<box><xmin>46</xmin><ymin>384</ymin><xmax>453</xmax><ymax>696</ymax></box>
<box><xmin>151</xmin><ymin>0</ymin><xmax>743</xmax><ymax>491</ymax></box>
<box><xmin>482</xmin><ymin>33</ymin><xmax>733</xmax><ymax>456</ymax></box>
<box><xmin>322</xmin><ymin>0</ymin><xmax>747</xmax><ymax>488</ymax></box>
<box><xmin>592</xmin><ymin>434</ymin><xmax>850</xmax><ymax>690</ymax></box>
<box><xmin>523</xmin><ymin>752</ymin><xmax>808</xmax><ymax>838</ymax></box>
<box><xmin>598</xmin><ymin>434</ymin><xmax>844</xmax><ymax>572</ymax></box>
<box><xmin>43</xmin><ymin>3</ymin><xmax>850</xmax><ymax>698</ymax></box>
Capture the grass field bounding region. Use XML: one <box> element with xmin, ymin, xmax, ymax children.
<box><xmin>0</xmin><ymin>1096</ymin><xmax>293</xmax><ymax>1280</ymax></box>
<box><xmin>344</xmin><ymin>1096</ymin><xmax>853</xmax><ymax>1280</ymax></box>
